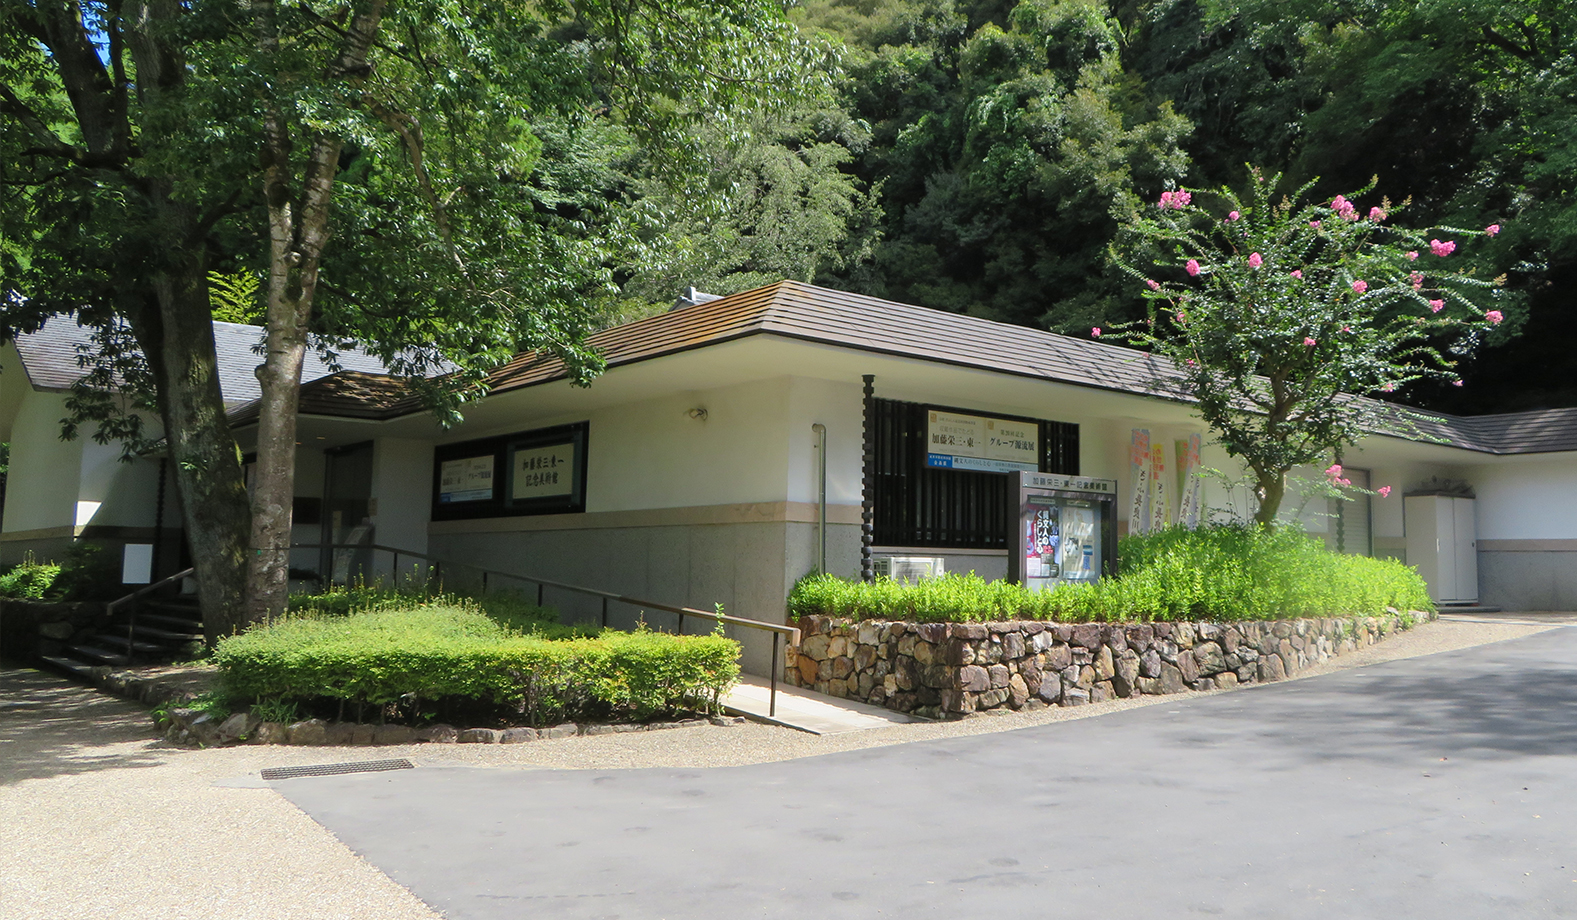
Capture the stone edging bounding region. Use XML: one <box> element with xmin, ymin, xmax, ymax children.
<box><xmin>786</xmin><ymin>610</ymin><xmax>1434</xmax><ymax>720</ymax></box>
<box><xmin>70</xmin><ymin>663</ymin><xmax>744</xmax><ymax>747</ymax></box>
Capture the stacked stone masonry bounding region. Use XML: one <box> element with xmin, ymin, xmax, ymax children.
<box><xmin>786</xmin><ymin>611</ymin><xmax>1433</xmax><ymax>720</ymax></box>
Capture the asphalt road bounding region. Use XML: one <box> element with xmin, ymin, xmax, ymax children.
<box><xmin>277</xmin><ymin>627</ymin><xmax>1577</xmax><ymax>919</ymax></box>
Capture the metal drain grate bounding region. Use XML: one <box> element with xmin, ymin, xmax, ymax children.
<box><xmin>261</xmin><ymin>758</ymin><xmax>415</xmax><ymax>781</ymax></box>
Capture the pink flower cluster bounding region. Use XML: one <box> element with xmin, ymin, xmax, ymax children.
<box><xmin>1146</xmin><ymin>279</ymin><xmax>1160</xmax><ymax>291</ymax></box>
<box><xmin>1290</xmin><ymin>269</ymin><xmax>1303</xmax><ymax>280</ymax></box>
<box><xmin>1378</xmin><ymin>486</ymin><xmax>1392</xmax><ymax>498</ymax></box>
<box><xmin>1409</xmin><ymin>271</ymin><xmax>1424</xmax><ymax>291</ymax></box>
<box><xmin>1248</xmin><ymin>252</ymin><xmax>1263</xmax><ymax>268</ymax></box>
<box><xmin>1227</xmin><ymin>210</ymin><xmax>1241</xmax><ymax>221</ymax></box>
<box><xmin>1304</xmin><ymin>336</ymin><xmax>1318</xmax><ymax>346</ymax></box>
<box><xmin>1158</xmin><ymin>190</ymin><xmax>1192</xmax><ymax>210</ymax></box>
<box><xmin>1369</xmin><ymin>206</ymin><xmax>1387</xmax><ymax>221</ymax></box>
<box><xmin>1331</xmin><ymin>196</ymin><xmax>1359</xmax><ymax>221</ymax></box>
<box><xmin>1486</xmin><ymin>224</ymin><xmax>1501</xmax><ymax>236</ymax></box>
<box><xmin>1486</xmin><ymin>310</ymin><xmax>1504</xmax><ymax>325</ymax></box>
<box><xmin>1406</xmin><ymin>250</ymin><xmax>1419</xmax><ymax>261</ymax></box>
<box><xmin>1351</xmin><ymin>280</ymin><xmax>1368</xmax><ymax>294</ymax></box>
<box><xmin>1429</xmin><ymin>299</ymin><xmax>1444</xmax><ymax>313</ymax></box>
<box><xmin>1325</xmin><ymin>464</ymin><xmax>1352</xmax><ymax>487</ymax></box>
<box><xmin>1430</xmin><ymin>239</ymin><xmax>1456</xmax><ymax>257</ymax></box>
<box><xmin>1186</xmin><ymin>259</ymin><xmax>1201</xmax><ymax>277</ymax></box>
<box><xmin>1091</xmin><ymin>327</ymin><xmax>1102</xmax><ymax>338</ymax></box>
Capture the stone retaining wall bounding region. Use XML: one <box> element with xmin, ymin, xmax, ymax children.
<box><xmin>786</xmin><ymin>610</ymin><xmax>1432</xmax><ymax>720</ymax></box>
<box><xmin>0</xmin><ymin>599</ymin><xmax>107</xmax><ymax>661</ymax></box>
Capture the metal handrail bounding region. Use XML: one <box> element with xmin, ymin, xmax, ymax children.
<box><xmin>292</xmin><ymin>542</ymin><xmax>800</xmax><ymax>717</ymax></box>
<box><xmin>107</xmin><ymin>566</ymin><xmax>195</xmax><ymax>666</ymax></box>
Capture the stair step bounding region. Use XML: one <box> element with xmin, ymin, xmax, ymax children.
<box><xmin>91</xmin><ymin>633</ymin><xmax>167</xmax><ymax>654</ymax></box>
<box><xmin>105</xmin><ymin>623</ymin><xmax>203</xmax><ymax>643</ymax></box>
<box><xmin>39</xmin><ymin>654</ymin><xmax>97</xmax><ymax>681</ymax></box>
<box><xmin>138</xmin><ymin>613</ymin><xmax>204</xmax><ymax>632</ymax></box>
<box><xmin>62</xmin><ymin>644</ymin><xmax>129</xmax><ymax>666</ymax></box>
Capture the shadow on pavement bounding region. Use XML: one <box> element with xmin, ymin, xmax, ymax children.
<box><xmin>0</xmin><ymin>666</ymin><xmax>169</xmax><ymax>785</ymax></box>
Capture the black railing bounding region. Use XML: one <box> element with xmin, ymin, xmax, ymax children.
<box><xmin>106</xmin><ymin>566</ymin><xmax>196</xmax><ymax>666</ymax></box>
<box><xmin>291</xmin><ymin>542</ymin><xmax>800</xmax><ymax>718</ymax></box>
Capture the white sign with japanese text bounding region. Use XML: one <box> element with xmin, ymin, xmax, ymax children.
<box><xmin>925</xmin><ymin>410</ymin><xmax>1039</xmax><ymax>473</ymax></box>
<box><xmin>439</xmin><ymin>456</ymin><xmax>495</xmax><ymax>503</ymax></box>
<box><xmin>511</xmin><ymin>442</ymin><xmax>576</xmax><ymax>500</ymax></box>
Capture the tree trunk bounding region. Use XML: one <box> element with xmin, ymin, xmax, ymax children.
<box><xmin>245</xmin><ymin>0</ymin><xmax>386</xmax><ymax>624</ymax></box>
<box><xmin>133</xmin><ymin>222</ymin><xmax>252</xmax><ymax>645</ymax></box>
<box><xmin>1253</xmin><ymin>469</ymin><xmax>1287</xmax><ymax>527</ymax></box>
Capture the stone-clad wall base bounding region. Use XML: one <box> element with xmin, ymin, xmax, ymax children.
<box><xmin>785</xmin><ymin>611</ymin><xmax>1433</xmax><ymax>719</ymax></box>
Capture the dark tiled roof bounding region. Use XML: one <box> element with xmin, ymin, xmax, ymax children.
<box><xmin>11</xmin><ymin>318</ymin><xmax>395</xmax><ymax>405</ymax></box>
<box><xmin>218</xmin><ymin>280</ymin><xmax>1577</xmax><ymax>456</ymax></box>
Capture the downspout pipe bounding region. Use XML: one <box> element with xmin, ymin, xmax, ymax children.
<box><xmin>812</xmin><ymin>423</ymin><xmax>827</xmax><ymax>574</ymax></box>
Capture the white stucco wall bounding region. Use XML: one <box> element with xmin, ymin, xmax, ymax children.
<box><xmin>2</xmin><ymin>390</ymin><xmax>82</xmax><ymax>534</ymax></box>
<box><xmin>371</xmin><ymin>437</ymin><xmax>433</xmax><ymax>556</ymax></box>
<box><xmin>1462</xmin><ymin>456</ymin><xmax>1577</xmax><ymax>540</ymax></box>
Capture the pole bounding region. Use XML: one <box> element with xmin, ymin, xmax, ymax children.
<box><xmin>770</xmin><ymin>632</ymin><xmax>780</xmax><ymax>718</ymax></box>
<box><xmin>860</xmin><ymin>374</ymin><xmax>876</xmax><ymax>582</ymax></box>
<box><xmin>812</xmin><ymin>423</ymin><xmax>827</xmax><ymax>574</ymax></box>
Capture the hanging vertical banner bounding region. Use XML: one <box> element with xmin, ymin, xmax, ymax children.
<box><xmin>1150</xmin><ymin>442</ymin><xmax>1170</xmax><ymax>531</ymax></box>
<box><xmin>1128</xmin><ymin>429</ymin><xmax>1151</xmax><ymax>535</ymax></box>
<box><xmin>1176</xmin><ymin>433</ymin><xmax>1203</xmax><ymax>528</ymax></box>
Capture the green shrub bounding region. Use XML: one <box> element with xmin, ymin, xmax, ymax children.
<box><xmin>790</xmin><ymin>524</ymin><xmax>1433</xmax><ymax>623</ymax></box>
<box><xmin>215</xmin><ymin>604</ymin><xmax>740</xmax><ymax>726</ymax></box>
<box><xmin>0</xmin><ymin>553</ymin><xmax>61</xmax><ymax>599</ymax></box>
<box><xmin>288</xmin><ymin>583</ymin><xmax>567</xmax><ymax>633</ymax></box>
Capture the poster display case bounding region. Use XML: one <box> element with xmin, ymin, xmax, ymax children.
<box><xmin>1006</xmin><ymin>472</ymin><xmax>1118</xmax><ymax>591</ymax></box>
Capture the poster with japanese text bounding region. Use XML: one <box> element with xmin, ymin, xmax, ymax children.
<box><xmin>511</xmin><ymin>442</ymin><xmax>576</xmax><ymax>500</ymax></box>
<box><xmin>1128</xmin><ymin>429</ymin><xmax>1150</xmax><ymax>535</ymax></box>
<box><xmin>1176</xmin><ymin>434</ymin><xmax>1203</xmax><ymax>528</ymax></box>
<box><xmin>1150</xmin><ymin>442</ymin><xmax>1169</xmax><ymax>532</ymax></box>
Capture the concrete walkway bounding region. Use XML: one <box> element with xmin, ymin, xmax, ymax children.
<box><xmin>275</xmin><ymin>626</ymin><xmax>1577</xmax><ymax>920</ymax></box>
<box><xmin>723</xmin><ymin>674</ymin><xmax>927</xmax><ymax>733</ymax></box>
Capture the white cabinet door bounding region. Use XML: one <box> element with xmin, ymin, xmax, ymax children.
<box><xmin>1435</xmin><ymin>497</ymin><xmax>1457</xmax><ymax>601</ymax></box>
<box><xmin>1452</xmin><ymin>498</ymin><xmax>1478</xmax><ymax>602</ymax></box>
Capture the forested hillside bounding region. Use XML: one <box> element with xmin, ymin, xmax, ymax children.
<box><xmin>660</xmin><ymin>0</ymin><xmax>1572</xmax><ymax>415</ymax></box>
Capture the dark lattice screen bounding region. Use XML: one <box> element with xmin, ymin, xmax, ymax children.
<box><xmin>870</xmin><ymin>398</ymin><xmax>1079</xmax><ymax>549</ymax></box>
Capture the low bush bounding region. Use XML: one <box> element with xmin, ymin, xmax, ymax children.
<box><xmin>790</xmin><ymin>524</ymin><xmax>1433</xmax><ymax>623</ymax></box>
<box><xmin>0</xmin><ymin>553</ymin><xmax>61</xmax><ymax>599</ymax></box>
<box><xmin>288</xmin><ymin>583</ymin><xmax>574</xmax><ymax>635</ymax></box>
<box><xmin>215</xmin><ymin>603</ymin><xmax>741</xmax><ymax>726</ymax></box>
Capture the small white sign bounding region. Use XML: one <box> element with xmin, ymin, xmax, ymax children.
<box><xmin>439</xmin><ymin>455</ymin><xmax>495</xmax><ymax>503</ymax></box>
<box><xmin>121</xmin><ymin>543</ymin><xmax>153</xmax><ymax>585</ymax></box>
<box><xmin>511</xmin><ymin>442</ymin><xmax>576</xmax><ymax>500</ymax></box>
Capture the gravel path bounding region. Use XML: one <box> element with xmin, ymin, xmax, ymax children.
<box><xmin>0</xmin><ymin>616</ymin><xmax>1556</xmax><ymax>920</ymax></box>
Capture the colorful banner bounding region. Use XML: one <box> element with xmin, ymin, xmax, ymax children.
<box><xmin>1128</xmin><ymin>429</ymin><xmax>1151</xmax><ymax>535</ymax></box>
<box><xmin>1150</xmin><ymin>443</ymin><xmax>1170</xmax><ymax>532</ymax></box>
<box><xmin>1176</xmin><ymin>434</ymin><xmax>1203</xmax><ymax>528</ymax></box>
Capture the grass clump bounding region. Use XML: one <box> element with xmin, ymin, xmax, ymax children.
<box><xmin>790</xmin><ymin>524</ymin><xmax>1433</xmax><ymax>624</ymax></box>
<box><xmin>215</xmin><ymin>602</ymin><xmax>740</xmax><ymax>727</ymax></box>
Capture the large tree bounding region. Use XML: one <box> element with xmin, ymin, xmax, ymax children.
<box><xmin>0</xmin><ymin>0</ymin><xmax>825</xmax><ymax>636</ymax></box>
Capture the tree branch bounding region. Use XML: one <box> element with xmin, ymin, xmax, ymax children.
<box><xmin>1480</xmin><ymin>26</ymin><xmax>1535</xmax><ymax>60</ymax></box>
<box><xmin>0</xmin><ymin>83</ymin><xmax>78</xmax><ymax>159</ymax></box>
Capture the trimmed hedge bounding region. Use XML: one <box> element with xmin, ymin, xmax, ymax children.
<box><xmin>790</xmin><ymin>524</ymin><xmax>1433</xmax><ymax>623</ymax></box>
<box><xmin>215</xmin><ymin>605</ymin><xmax>740</xmax><ymax>726</ymax></box>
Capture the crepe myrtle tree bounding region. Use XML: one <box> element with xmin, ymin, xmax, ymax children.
<box><xmin>1103</xmin><ymin>168</ymin><xmax>1509</xmax><ymax>526</ymax></box>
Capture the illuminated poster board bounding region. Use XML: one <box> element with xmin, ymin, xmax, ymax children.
<box><xmin>925</xmin><ymin>409</ymin><xmax>1039</xmax><ymax>473</ymax></box>
<box><xmin>438</xmin><ymin>456</ymin><xmax>495</xmax><ymax>503</ymax></box>
<box><xmin>1006</xmin><ymin>472</ymin><xmax>1117</xmax><ymax>591</ymax></box>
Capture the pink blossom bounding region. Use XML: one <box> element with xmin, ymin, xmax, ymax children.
<box><xmin>1228</xmin><ymin>210</ymin><xmax>1241</xmax><ymax>221</ymax></box>
<box><xmin>1186</xmin><ymin>259</ymin><xmax>1200</xmax><ymax>277</ymax></box>
<box><xmin>1486</xmin><ymin>310</ymin><xmax>1503</xmax><ymax>325</ymax></box>
<box><xmin>1173</xmin><ymin>190</ymin><xmax>1191</xmax><ymax>208</ymax></box>
<box><xmin>1453</xmin><ymin>380</ymin><xmax>1464</xmax><ymax>387</ymax></box>
<box><xmin>1337</xmin><ymin>478</ymin><xmax>1351</xmax><ymax>487</ymax></box>
<box><xmin>1331</xmin><ymin>195</ymin><xmax>1348</xmax><ymax>211</ymax></box>
<box><xmin>1185</xmin><ymin>359</ymin><xmax>1196</xmax><ymax>366</ymax></box>
<box><xmin>1158</xmin><ymin>191</ymin><xmax>1174</xmax><ymax>208</ymax></box>
<box><xmin>1382</xmin><ymin>383</ymin><xmax>1396</xmax><ymax>392</ymax></box>
<box><xmin>1429</xmin><ymin>299</ymin><xmax>1444</xmax><ymax>313</ymax></box>
<box><xmin>1325</xmin><ymin>464</ymin><xmax>1343</xmax><ymax>477</ymax></box>
<box><xmin>1351</xmin><ymin>280</ymin><xmax>1368</xmax><ymax>294</ymax></box>
<box><xmin>1369</xmin><ymin>206</ymin><xmax>1387</xmax><ymax>221</ymax></box>
<box><xmin>1091</xmin><ymin>327</ymin><xmax>1101</xmax><ymax>338</ymax></box>
<box><xmin>1146</xmin><ymin>279</ymin><xmax>1160</xmax><ymax>291</ymax></box>
<box><xmin>1304</xmin><ymin>337</ymin><xmax>1318</xmax><ymax>346</ymax></box>
<box><xmin>1406</xmin><ymin>250</ymin><xmax>1419</xmax><ymax>261</ymax></box>
<box><xmin>1176</xmin><ymin>311</ymin><xmax>1187</xmax><ymax>324</ymax></box>
<box><xmin>1290</xmin><ymin>269</ymin><xmax>1303</xmax><ymax>280</ymax></box>
<box><xmin>1342</xmin><ymin>325</ymin><xmax>1352</xmax><ymax>333</ymax></box>
<box><xmin>1429</xmin><ymin>238</ymin><xmax>1456</xmax><ymax>257</ymax></box>
<box><xmin>1409</xmin><ymin>271</ymin><xmax>1424</xmax><ymax>285</ymax></box>
<box><xmin>1486</xmin><ymin>223</ymin><xmax>1501</xmax><ymax>236</ymax></box>
<box><xmin>1378</xmin><ymin>486</ymin><xmax>1392</xmax><ymax>498</ymax></box>
<box><xmin>1309</xmin><ymin>221</ymin><xmax>1321</xmax><ymax>229</ymax></box>
<box><xmin>1248</xmin><ymin>252</ymin><xmax>1263</xmax><ymax>268</ymax></box>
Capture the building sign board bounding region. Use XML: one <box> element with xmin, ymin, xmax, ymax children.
<box><xmin>925</xmin><ymin>409</ymin><xmax>1039</xmax><ymax>473</ymax></box>
<box><xmin>510</xmin><ymin>442</ymin><xmax>577</xmax><ymax>500</ymax></box>
<box><xmin>1007</xmin><ymin>472</ymin><xmax>1118</xmax><ymax>592</ymax></box>
<box><xmin>438</xmin><ymin>455</ymin><xmax>495</xmax><ymax>503</ymax></box>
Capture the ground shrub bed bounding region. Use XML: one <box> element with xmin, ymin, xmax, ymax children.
<box><xmin>0</xmin><ymin>543</ymin><xmax>126</xmax><ymax>601</ymax></box>
<box><xmin>791</xmin><ymin>525</ymin><xmax>1433</xmax><ymax>624</ymax></box>
<box><xmin>215</xmin><ymin>601</ymin><xmax>740</xmax><ymax>727</ymax></box>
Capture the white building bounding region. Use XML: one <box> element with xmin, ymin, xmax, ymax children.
<box><xmin>5</xmin><ymin>281</ymin><xmax>1574</xmax><ymax>673</ymax></box>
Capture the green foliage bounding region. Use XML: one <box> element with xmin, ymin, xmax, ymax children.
<box><xmin>215</xmin><ymin>605</ymin><xmax>741</xmax><ymax>726</ymax></box>
<box><xmin>1107</xmin><ymin>169</ymin><xmax>1508</xmax><ymax>522</ymax></box>
<box><xmin>0</xmin><ymin>553</ymin><xmax>60</xmax><ymax>600</ymax></box>
<box><xmin>208</xmin><ymin>272</ymin><xmax>264</xmax><ymax>325</ymax></box>
<box><xmin>789</xmin><ymin>523</ymin><xmax>1432</xmax><ymax>622</ymax></box>
<box><xmin>288</xmin><ymin>583</ymin><xmax>567</xmax><ymax>633</ymax></box>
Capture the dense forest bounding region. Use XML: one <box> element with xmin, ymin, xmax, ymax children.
<box><xmin>601</xmin><ymin>0</ymin><xmax>1572</xmax><ymax>416</ymax></box>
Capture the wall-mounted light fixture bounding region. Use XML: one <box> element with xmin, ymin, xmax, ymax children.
<box><xmin>687</xmin><ymin>407</ymin><xmax>709</xmax><ymax>421</ymax></box>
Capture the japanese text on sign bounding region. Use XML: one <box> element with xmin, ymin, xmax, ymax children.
<box><xmin>925</xmin><ymin>410</ymin><xmax>1039</xmax><ymax>473</ymax></box>
<box><xmin>511</xmin><ymin>442</ymin><xmax>576</xmax><ymax>500</ymax></box>
<box><xmin>438</xmin><ymin>456</ymin><xmax>494</xmax><ymax>503</ymax></box>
